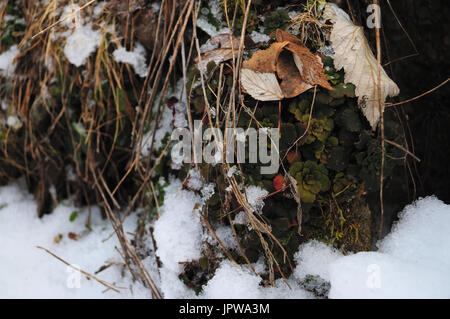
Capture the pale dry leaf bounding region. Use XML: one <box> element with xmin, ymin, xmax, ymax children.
<box><xmin>196</xmin><ymin>34</ymin><xmax>240</xmax><ymax>73</ymax></box>
<box><xmin>240</xmin><ymin>68</ymin><xmax>284</xmax><ymax>101</ymax></box>
<box><xmin>196</xmin><ymin>48</ymin><xmax>237</xmax><ymax>74</ymax></box>
<box><xmin>323</xmin><ymin>3</ymin><xmax>400</xmax><ymax>130</ymax></box>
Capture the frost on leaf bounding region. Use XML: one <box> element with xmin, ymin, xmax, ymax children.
<box><xmin>323</xmin><ymin>3</ymin><xmax>400</xmax><ymax>130</ymax></box>
<box><xmin>240</xmin><ymin>29</ymin><xmax>332</xmax><ymax>101</ymax></box>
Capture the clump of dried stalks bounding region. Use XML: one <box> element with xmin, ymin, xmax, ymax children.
<box><xmin>0</xmin><ymin>0</ymin><xmax>311</xmax><ymax>296</ymax></box>
<box><xmin>0</xmin><ymin>0</ymin><xmax>196</xmax><ymax>298</ymax></box>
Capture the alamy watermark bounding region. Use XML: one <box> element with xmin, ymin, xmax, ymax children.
<box><xmin>366</xmin><ymin>264</ymin><xmax>381</xmax><ymax>289</ymax></box>
<box><xmin>66</xmin><ymin>265</ymin><xmax>81</xmax><ymax>289</ymax></box>
<box><xmin>170</xmin><ymin>120</ymin><xmax>280</xmax><ymax>175</ymax></box>
<box><xmin>367</xmin><ymin>4</ymin><xmax>381</xmax><ymax>29</ymax></box>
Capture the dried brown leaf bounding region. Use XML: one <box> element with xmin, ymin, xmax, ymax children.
<box><xmin>242</xmin><ymin>42</ymin><xmax>286</xmax><ymax>73</ymax></box>
<box><xmin>240</xmin><ymin>30</ymin><xmax>332</xmax><ymax>101</ymax></box>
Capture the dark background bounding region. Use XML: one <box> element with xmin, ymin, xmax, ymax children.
<box><xmin>339</xmin><ymin>0</ymin><xmax>450</xmax><ymax>233</ymax></box>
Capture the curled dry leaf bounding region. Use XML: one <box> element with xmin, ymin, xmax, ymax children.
<box><xmin>240</xmin><ymin>29</ymin><xmax>332</xmax><ymax>101</ymax></box>
<box><xmin>196</xmin><ymin>33</ymin><xmax>241</xmax><ymax>74</ymax></box>
<box><xmin>323</xmin><ymin>3</ymin><xmax>400</xmax><ymax>130</ymax></box>
<box><xmin>276</xmin><ymin>49</ymin><xmax>314</xmax><ymax>98</ymax></box>
<box><xmin>276</xmin><ymin>29</ymin><xmax>333</xmax><ymax>91</ymax></box>
<box><xmin>241</xmin><ymin>42</ymin><xmax>287</xmax><ymax>100</ymax></box>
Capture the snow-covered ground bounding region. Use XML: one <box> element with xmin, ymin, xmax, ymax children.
<box><xmin>0</xmin><ymin>178</ymin><xmax>449</xmax><ymax>299</ymax></box>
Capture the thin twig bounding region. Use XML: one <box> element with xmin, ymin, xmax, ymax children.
<box><xmin>37</xmin><ymin>246</ymin><xmax>122</xmax><ymax>293</ymax></box>
<box><xmin>386</xmin><ymin>78</ymin><xmax>450</xmax><ymax>107</ymax></box>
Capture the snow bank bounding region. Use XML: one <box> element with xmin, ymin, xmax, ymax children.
<box><xmin>200</xmin><ymin>261</ymin><xmax>313</xmax><ymax>299</ymax></box>
<box><xmin>153</xmin><ymin>179</ymin><xmax>203</xmax><ymax>298</ymax></box>
<box><xmin>328</xmin><ymin>196</ymin><xmax>450</xmax><ymax>298</ymax></box>
<box><xmin>1</xmin><ymin>174</ymin><xmax>449</xmax><ymax>298</ymax></box>
<box><xmin>294</xmin><ymin>240</ymin><xmax>343</xmax><ymax>282</ymax></box>
<box><xmin>153</xmin><ymin>179</ymin><xmax>203</xmax><ymax>273</ymax></box>
<box><xmin>329</xmin><ymin>252</ymin><xmax>450</xmax><ymax>298</ymax></box>
<box><xmin>0</xmin><ymin>181</ymin><xmax>150</xmax><ymax>298</ymax></box>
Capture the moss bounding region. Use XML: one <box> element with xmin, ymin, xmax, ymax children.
<box><xmin>264</xmin><ymin>9</ymin><xmax>290</xmax><ymax>35</ymax></box>
<box><xmin>290</xmin><ymin>161</ymin><xmax>330</xmax><ymax>203</ymax></box>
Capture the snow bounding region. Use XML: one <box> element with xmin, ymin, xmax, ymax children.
<box><xmin>378</xmin><ymin>196</ymin><xmax>450</xmax><ymax>269</ymax></box>
<box><xmin>139</xmin><ymin>104</ymin><xmax>173</xmax><ymax>156</ymax></box>
<box><xmin>152</xmin><ymin>178</ymin><xmax>206</xmax><ymax>298</ymax></box>
<box><xmin>233</xmin><ymin>211</ymin><xmax>250</xmax><ymax>225</ymax></box>
<box><xmin>245</xmin><ymin>185</ymin><xmax>269</xmax><ymax>212</ymax></box>
<box><xmin>328</xmin><ymin>196</ymin><xmax>450</xmax><ymax>298</ymax></box>
<box><xmin>93</xmin><ymin>2</ymin><xmax>106</xmax><ymax>17</ymax></box>
<box><xmin>201</xmin><ymin>183</ymin><xmax>215</xmax><ymax>202</ymax></box>
<box><xmin>0</xmin><ymin>181</ymin><xmax>151</xmax><ymax>298</ymax></box>
<box><xmin>200</xmin><ymin>261</ymin><xmax>262</xmax><ymax>299</ymax></box>
<box><xmin>196</xmin><ymin>16</ymin><xmax>229</xmax><ymax>38</ymax></box>
<box><xmin>64</xmin><ymin>24</ymin><xmax>102</xmax><ymax>67</ymax></box>
<box><xmin>151</xmin><ymin>2</ymin><xmax>161</xmax><ymax>13</ymax></box>
<box><xmin>6</xmin><ymin>115</ymin><xmax>22</xmax><ymax>130</ymax></box>
<box><xmin>227</xmin><ymin>165</ymin><xmax>238</xmax><ymax>177</ymax></box>
<box><xmin>0</xmin><ymin>45</ymin><xmax>20</xmax><ymax>77</ymax></box>
<box><xmin>58</xmin><ymin>3</ymin><xmax>102</xmax><ymax>67</ymax></box>
<box><xmin>113</xmin><ymin>43</ymin><xmax>148</xmax><ymax>78</ymax></box>
<box><xmin>154</xmin><ymin>179</ymin><xmax>203</xmax><ymax>273</ymax></box>
<box><xmin>1</xmin><ymin>174</ymin><xmax>449</xmax><ymax>298</ymax></box>
<box><xmin>214</xmin><ymin>226</ymin><xmax>238</xmax><ymax>250</ymax></box>
<box><xmin>329</xmin><ymin>252</ymin><xmax>450</xmax><ymax>298</ymax></box>
<box><xmin>173</xmin><ymin>102</ymin><xmax>188</xmax><ymax>128</ymax></box>
<box><xmin>294</xmin><ymin>240</ymin><xmax>343</xmax><ymax>282</ymax></box>
<box><xmin>60</xmin><ymin>4</ymin><xmax>82</xmax><ymax>26</ymax></box>
<box><xmin>200</xmin><ymin>260</ymin><xmax>313</xmax><ymax>299</ymax></box>
<box><xmin>187</xmin><ymin>169</ymin><xmax>204</xmax><ymax>191</ymax></box>
<box><xmin>249</xmin><ymin>31</ymin><xmax>270</xmax><ymax>44</ymax></box>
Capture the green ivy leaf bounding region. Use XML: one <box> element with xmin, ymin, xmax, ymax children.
<box><xmin>69</xmin><ymin>211</ymin><xmax>79</xmax><ymax>222</ymax></box>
